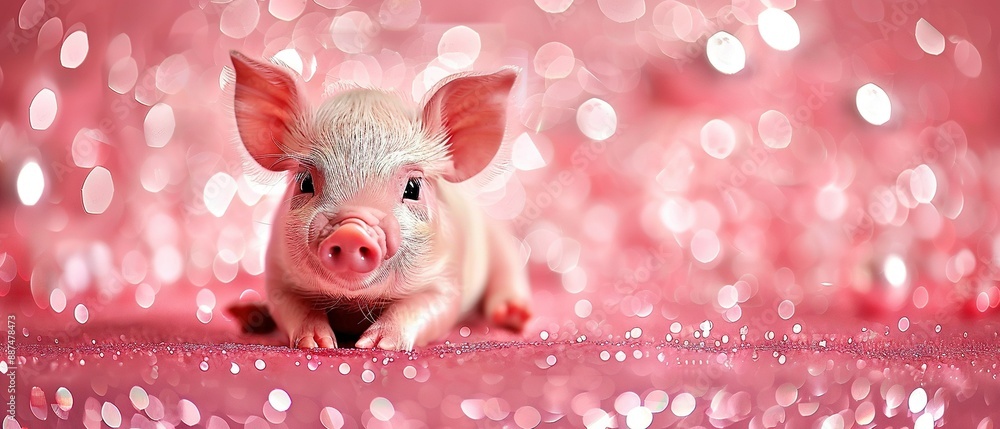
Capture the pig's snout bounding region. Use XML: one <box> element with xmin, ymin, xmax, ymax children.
<box><xmin>319</xmin><ymin>219</ymin><xmax>383</xmax><ymax>274</ymax></box>
<box><xmin>317</xmin><ymin>211</ymin><xmax>400</xmax><ymax>275</ymax></box>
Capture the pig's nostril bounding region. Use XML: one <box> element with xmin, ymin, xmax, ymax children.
<box><xmin>331</xmin><ymin>246</ymin><xmax>341</xmax><ymax>256</ymax></box>
<box><xmin>359</xmin><ymin>247</ymin><xmax>371</xmax><ymax>260</ymax></box>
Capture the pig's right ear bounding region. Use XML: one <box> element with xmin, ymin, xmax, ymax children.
<box><xmin>422</xmin><ymin>68</ymin><xmax>517</xmax><ymax>182</ymax></box>
<box><xmin>230</xmin><ymin>51</ymin><xmax>303</xmax><ymax>171</ymax></box>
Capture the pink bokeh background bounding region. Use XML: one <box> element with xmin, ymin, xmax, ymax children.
<box><xmin>4</xmin><ymin>0</ymin><xmax>1000</xmax><ymax>427</ymax></box>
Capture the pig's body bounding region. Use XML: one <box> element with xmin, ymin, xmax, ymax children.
<box><xmin>229</xmin><ymin>52</ymin><xmax>530</xmax><ymax>350</ymax></box>
<box><xmin>265</xmin><ymin>176</ymin><xmax>518</xmax><ymax>349</ymax></box>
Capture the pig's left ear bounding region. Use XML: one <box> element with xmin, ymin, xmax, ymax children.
<box><xmin>230</xmin><ymin>51</ymin><xmax>304</xmax><ymax>171</ymax></box>
<box><xmin>422</xmin><ymin>68</ymin><xmax>518</xmax><ymax>182</ymax></box>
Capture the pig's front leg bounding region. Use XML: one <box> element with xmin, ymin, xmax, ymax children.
<box><xmin>355</xmin><ymin>287</ymin><xmax>462</xmax><ymax>351</ymax></box>
<box><xmin>482</xmin><ymin>224</ymin><xmax>532</xmax><ymax>331</ymax></box>
<box><xmin>267</xmin><ymin>286</ymin><xmax>337</xmax><ymax>349</ymax></box>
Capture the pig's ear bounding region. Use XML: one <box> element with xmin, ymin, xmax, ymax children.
<box><xmin>422</xmin><ymin>68</ymin><xmax>517</xmax><ymax>182</ymax></box>
<box><xmin>230</xmin><ymin>51</ymin><xmax>302</xmax><ymax>171</ymax></box>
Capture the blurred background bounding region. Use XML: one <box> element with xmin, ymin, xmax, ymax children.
<box><xmin>4</xmin><ymin>0</ymin><xmax>1000</xmax><ymax>427</ymax></box>
<box><xmin>4</xmin><ymin>0</ymin><xmax>1000</xmax><ymax>340</ymax></box>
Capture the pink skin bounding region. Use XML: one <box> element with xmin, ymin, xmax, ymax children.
<box><xmin>229</xmin><ymin>51</ymin><xmax>531</xmax><ymax>351</ymax></box>
<box><xmin>315</xmin><ymin>209</ymin><xmax>400</xmax><ymax>275</ymax></box>
<box><xmin>319</xmin><ymin>220</ymin><xmax>382</xmax><ymax>274</ymax></box>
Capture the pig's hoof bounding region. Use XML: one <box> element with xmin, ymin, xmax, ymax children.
<box><xmin>356</xmin><ymin>323</ymin><xmax>414</xmax><ymax>351</ymax></box>
<box><xmin>489</xmin><ymin>300</ymin><xmax>532</xmax><ymax>332</ymax></box>
<box><xmin>290</xmin><ymin>320</ymin><xmax>337</xmax><ymax>349</ymax></box>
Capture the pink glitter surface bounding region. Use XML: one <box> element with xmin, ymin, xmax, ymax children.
<box><xmin>3</xmin><ymin>0</ymin><xmax>1000</xmax><ymax>427</ymax></box>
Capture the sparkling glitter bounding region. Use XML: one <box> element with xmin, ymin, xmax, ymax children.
<box><xmin>178</xmin><ymin>399</ymin><xmax>201</xmax><ymax>425</ymax></box>
<box><xmin>362</xmin><ymin>369</ymin><xmax>375</xmax><ymax>383</ymax></box>
<box><xmin>28</xmin><ymin>88</ymin><xmax>57</xmax><ymax>130</ymax></box>
<box><xmin>109</xmin><ymin>56</ymin><xmax>138</xmax><ymax>94</ymax></box>
<box><xmin>203</xmin><ymin>172</ymin><xmax>239</xmax><ymax>218</ymax></box>
<box><xmin>320</xmin><ymin>407</ymin><xmax>345</xmax><ymax>429</ymax></box>
<box><xmin>55</xmin><ymin>387</ymin><xmax>73</xmax><ymax>411</ymax></box>
<box><xmin>615</xmin><ymin>391</ymin><xmax>640</xmax><ymax>415</ymax></box>
<box><xmin>954</xmin><ymin>40</ymin><xmax>983</xmax><ymax>78</ymax></box>
<box><xmin>512</xmin><ymin>133</ymin><xmax>547</xmax><ymax>171</ymax></box>
<box><xmin>101</xmin><ymin>402</ymin><xmax>122</xmax><ymax>428</ymax></box>
<box><xmin>775</xmin><ymin>383</ymin><xmax>797</xmax><ymax>407</ymax></box>
<box><xmin>74</xmin><ymin>304</ymin><xmax>89</xmax><ymax>324</ymax></box>
<box><xmin>671</xmin><ymin>392</ymin><xmax>695</xmax><ymax>417</ymax></box>
<box><xmin>82</xmin><ymin>167</ymin><xmax>115</xmax><ymax>214</ymax></box>
<box><xmin>777</xmin><ymin>300</ymin><xmax>795</xmax><ymax>320</ymax></box>
<box><xmin>220</xmin><ymin>0</ymin><xmax>260</xmax><ymax>38</ymax></box>
<box><xmin>576</xmin><ymin>98</ymin><xmax>617</xmax><ymax>141</ymax></box>
<box><xmin>514</xmin><ymin>406</ymin><xmax>541</xmax><ymax>428</ymax></box>
<box><xmin>705</xmin><ymin>32</ymin><xmax>746</xmax><ymax>75</ymax></box>
<box><xmin>757</xmin><ymin>8</ymin><xmax>800</xmax><ymax>51</ymax></box>
<box><xmin>644</xmin><ymin>390</ymin><xmax>668</xmax><ymax>412</ymax></box>
<box><xmin>700</xmin><ymin>119</ymin><xmax>736</xmax><ymax>159</ymax></box>
<box><xmin>915</xmin><ymin>18</ymin><xmax>945</xmax><ymax>55</ymax></box>
<box><xmin>898</xmin><ymin>317</ymin><xmax>910</xmax><ymax>332</ymax></box>
<box><xmin>691</xmin><ymin>230</ymin><xmax>721</xmax><ymax>263</ymax></box>
<box><xmin>370</xmin><ymin>397</ymin><xmax>395</xmax><ymax>421</ymax></box>
<box><xmin>575</xmin><ymin>299</ymin><xmax>593</xmax><ymax>318</ymax></box>
<box><xmin>535</xmin><ymin>0</ymin><xmax>573</xmax><ymax>13</ymax></box>
<box><xmin>331</xmin><ymin>11</ymin><xmax>375</xmax><ymax>54</ymax></box>
<box><xmin>855</xmin><ymin>402</ymin><xmax>876</xmax><ymax>425</ymax></box>
<box><xmin>626</xmin><ymin>406</ymin><xmax>653</xmax><ymax>429</ymax></box>
<box><xmin>534</xmin><ymin>42</ymin><xmax>575</xmax><ymax>79</ymax></box>
<box><xmin>583</xmin><ymin>408</ymin><xmax>613</xmax><ymax>429</ymax></box>
<box><xmin>403</xmin><ymin>365</ymin><xmax>417</xmax><ymax>379</ymax></box>
<box><xmin>821</xmin><ymin>414</ymin><xmax>845</xmax><ymax>429</ymax></box>
<box><xmin>5</xmin><ymin>2</ymin><xmax>1000</xmax><ymax>427</ymax></box>
<box><xmin>909</xmin><ymin>388</ymin><xmax>928</xmax><ymax>413</ymax></box>
<box><xmin>758</xmin><ymin>110</ymin><xmax>792</xmax><ymax>149</ymax></box>
<box><xmin>143</xmin><ymin>103</ymin><xmax>175</xmax><ymax>148</ymax></box>
<box><xmin>856</xmin><ymin>83</ymin><xmax>892</xmax><ymax>125</ymax></box>
<box><xmin>910</xmin><ymin>164</ymin><xmax>937</xmax><ymax>204</ymax></box>
<box><xmin>268</xmin><ymin>389</ymin><xmax>291</xmax><ymax>412</ymax></box>
<box><xmin>16</xmin><ymin>161</ymin><xmax>44</xmax><ymax>206</ymax></box>
<box><xmin>60</xmin><ymin>30</ymin><xmax>89</xmax><ymax>69</ymax></box>
<box><xmin>598</xmin><ymin>0</ymin><xmax>645</xmax><ymax>23</ymax></box>
<box><xmin>153</xmin><ymin>246</ymin><xmax>183</xmax><ymax>283</ymax></box>
<box><xmin>438</xmin><ymin>26</ymin><xmax>481</xmax><ymax>69</ymax></box>
<box><xmin>884</xmin><ymin>255</ymin><xmax>907</xmax><ymax>288</ymax></box>
<box><xmin>268</xmin><ymin>0</ymin><xmax>306</xmax><ymax>21</ymax></box>
<box><xmin>129</xmin><ymin>386</ymin><xmax>148</xmax><ymax>410</ymax></box>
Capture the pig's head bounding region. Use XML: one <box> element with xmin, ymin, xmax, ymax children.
<box><xmin>229</xmin><ymin>51</ymin><xmax>516</xmax><ymax>299</ymax></box>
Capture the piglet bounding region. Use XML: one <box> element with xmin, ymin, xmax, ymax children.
<box><xmin>227</xmin><ymin>51</ymin><xmax>531</xmax><ymax>351</ymax></box>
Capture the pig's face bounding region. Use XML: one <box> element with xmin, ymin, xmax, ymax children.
<box><xmin>281</xmin><ymin>91</ymin><xmax>446</xmax><ymax>296</ymax></box>
<box><xmin>229</xmin><ymin>51</ymin><xmax>516</xmax><ymax>300</ymax></box>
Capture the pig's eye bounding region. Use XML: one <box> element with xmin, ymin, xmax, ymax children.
<box><xmin>403</xmin><ymin>177</ymin><xmax>421</xmax><ymax>201</ymax></box>
<box><xmin>298</xmin><ymin>172</ymin><xmax>314</xmax><ymax>194</ymax></box>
